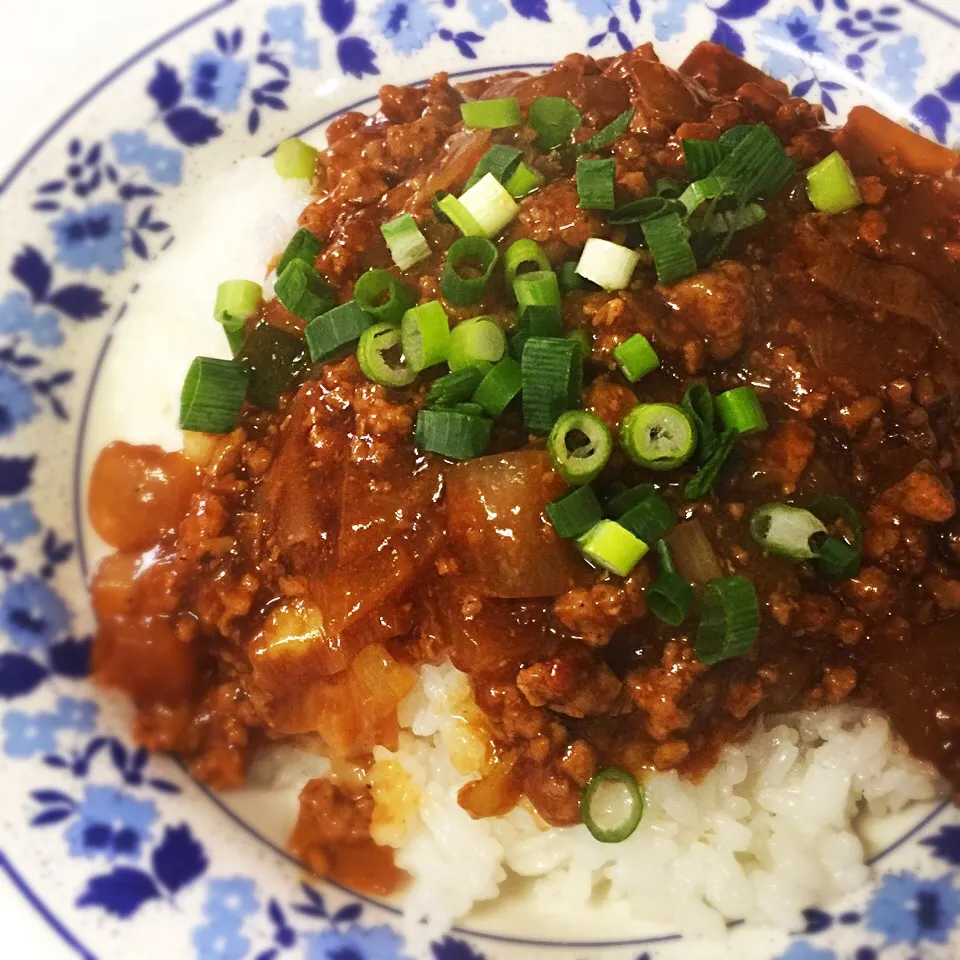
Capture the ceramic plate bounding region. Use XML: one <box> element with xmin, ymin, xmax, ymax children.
<box><xmin>1</xmin><ymin>1</ymin><xmax>960</xmax><ymax>958</ymax></box>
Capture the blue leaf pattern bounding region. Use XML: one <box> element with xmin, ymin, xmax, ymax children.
<box><xmin>77</xmin><ymin>867</ymin><xmax>159</xmax><ymax>918</ymax></box>
<box><xmin>151</xmin><ymin>824</ymin><xmax>208</xmax><ymax>893</ymax></box>
<box><xmin>913</xmin><ymin>93</ymin><xmax>950</xmax><ymax>142</ymax></box>
<box><xmin>164</xmin><ymin>107</ymin><xmax>222</xmax><ymax>147</ymax></box>
<box><xmin>147</xmin><ymin>62</ymin><xmax>183</xmax><ymax>110</ymax></box>
<box><xmin>0</xmin><ymin>653</ymin><xmax>47</xmax><ymax>699</ymax></box>
<box><xmin>10</xmin><ymin>248</ymin><xmax>51</xmax><ymax>303</ymax></box>
<box><xmin>511</xmin><ymin>0</ymin><xmax>549</xmax><ymax>21</ymax></box>
<box><xmin>319</xmin><ymin>0</ymin><xmax>356</xmax><ymax>34</ymax></box>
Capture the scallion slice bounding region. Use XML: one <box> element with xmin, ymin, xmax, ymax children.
<box><xmin>236</xmin><ymin>322</ymin><xmax>310</xmax><ymax>411</ymax></box>
<box><xmin>464</xmin><ymin>144</ymin><xmax>523</xmax><ymax>191</ymax></box>
<box><xmin>621</xmin><ymin>403</ymin><xmax>695</xmax><ymax>471</ymax></box>
<box><xmin>546</xmin><ymin>484</ymin><xmax>604</xmax><ymax>540</ymax></box>
<box><xmin>749</xmin><ymin>503</ymin><xmax>826</xmax><ymax>561</ymax></box>
<box><xmin>505</xmin><ymin>162</ymin><xmax>545</xmax><ymax>198</ymax></box>
<box><xmin>580</xmin><ymin>766</ymin><xmax>644</xmax><ymax>843</ymax></box>
<box><xmin>547</xmin><ymin>410</ymin><xmax>613</xmax><ymax>485</ymax></box>
<box><xmin>381</xmin><ymin>214</ymin><xmax>430</xmax><ymax>271</ymax></box>
<box><xmin>504</xmin><ymin>239</ymin><xmax>551</xmax><ymax>288</ymax></box>
<box><xmin>509</xmin><ymin>303</ymin><xmax>563</xmax><ymax>360</ymax></box>
<box><xmin>578</xmin><ymin>520</ymin><xmax>648</xmax><ymax>577</ymax></box>
<box><xmin>558</xmin><ymin>261</ymin><xmax>586</xmax><ymax>292</ymax></box>
<box><xmin>179</xmin><ymin>357</ymin><xmax>249</xmax><ymax>433</ymax></box>
<box><xmin>681</xmin><ymin>384</ymin><xmax>718</xmax><ymax>463</ymax></box>
<box><xmin>715</xmin><ymin>386</ymin><xmax>767</xmax><ymax>435</ymax></box>
<box><xmin>618</xmin><ymin>489</ymin><xmax>675</xmax><ymax>544</ymax></box>
<box><xmin>521</xmin><ymin>336</ymin><xmax>582</xmax><ymax>434</ymax></box>
<box><xmin>305</xmin><ymin>300</ymin><xmax>374</xmax><ymax>362</ymax></box>
<box><xmin>461</xmin><ymin>97</ymin><xmax>521</xmax><ymax>129</ymax></box>
<box><xmin>695</xmin><ymin>576</ymin><xmax>760</xmax><ymax>666</ymax></box>
<box><xmin>607</xmin><ymin>196</ymin><xmax>685</xmax><ymax>226</ymax></box>
<box><xmin>710</xmin><ymin>123</ymin><xmax>796</xmax><ymax>201</ymax></box>
<box><xmin>575</xmin><ymin>238</ymin><xmax>640</xmax><ymax>292</ymax></box>
<box><xmin>683</xmin><ymin>429</ymin><xmax>737</xmax><ymax>501</ymax></box>
<box><xmin>513</xmin><ymin>269</ymin><xmax>561</xmax><ymax>309</ymax></box>
<box><xmin>683</xmin><ymin>138</ymin><xmax>728</xmax><ymax>180</ymax></box>
<box><xmin>641</xmin><ymin>212</ymin><xmax>697</xmax><ymax>285</ymax></box>
<box><xmin>807</xmin><ymin>495</ymin><xmax>863</xmax><ymax>581</ymax></box>
<box><xmin>426</xmin><ymin>368</ymin><xmax>485</xmax><ymax>407</ymax></box>
<box><xmin>275</xmin><ymin>259</ymin><xmax>335</xmax><ymax>321</ymax></box>
<box><xmin>612</xmin><ymin>334</ymin><xmax>659</xmax><ymax>382</ymax></box>
<box><xmin>576</xmin><ymin>157</ymin><xmax>616</xmax><ymax>211</ymax></box>
<box><xmin>276</xmin><ymin>227</ymin><xmax>323</xmax><ymax>277</ymax></box>
<box><xmin>358</xmin><ymin>322</ymin><xmax>416</xmax><ymax>387</ymax></box>
<box><xmin>606</xmin><ymin>483</ymin><xmax>657</xmax><ymax>519</ymax></box>
<box><xmin>274</xmin><ymin>138</ymin><xmax>318</xmax><ymax>180</ymax></box>
<box><xmin>438</xmin><ymin>193</ymin><xmax>485</xmax><ymax>237</ymax></box>
<box><xmin>448</xmin><ymin>317</ymin><xmax>506</xmax><ymax>373</ymax></box>
<box><xmin>440</xmin><ymin>236</ymin><xmax>498</xmax><ymax>306</ymax></box>
<box><xmin>648</xmin><ymin>541</ymin><xmax>694</xmax><ymax>626</ymax></box>
<box><xmin>655</xmin><ymin>177</ymin><xmax>685</xmax><ymax>198</ymax></box>
<box><xmin>806</xmin><ymin>150</ymin><xmax>862</xmax><ymax>215</ymax></box>
<box><xmin>472</xmin><ymin>357</ymin><xmax>522</xmax><ymax>417</ymax></box>
<box><xmin>415</xmin><ymin>408</ymin><xmax>492</xmax><ymax>460</ymax></box>
<box><xmin>529</xmin><ymin>97</ymin><xmax>582</xmax><ymax>150</ymax></box>
<box><xmin>678</xmin><ymin>176</ymin><xmax>727</xmax><ymax>216</ymax></box>
<box><xmin>214</xmin><ymin>279</ymin><xmax>261</xmax><ymax>339</ymax></box>
<box><xmin>451</xmin><ymin>402</ymin><xmax>484</xmax><ymax>417</ymax></box>
<box><xmin>705</xmin><ymin>202</ymin><xmax>767</xmax><ymax>236</ymax></box>
<box><xmin>571</xmin><ymin>108</ymin><xmax>635</xmax><ymax>158</ymax></box>
<box><xmin>353</xmin><ymin>269</ymin><xmax>416</xmax><ymax>325</ymax></box>
<box><xmin>458</xmin><ymin>173</ymin><xmax>520</xmax><ymax>239</ymax></box>
<box><xmin>401</xmin><ymin>301</ymin><xmax>450</xmax><ymax>372</ymax></box>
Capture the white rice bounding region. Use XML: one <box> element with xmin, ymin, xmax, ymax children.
<box><xmin>361</xmin><ymin>661</ymin><xmax>940</xmax><ymax>956</ymax></box>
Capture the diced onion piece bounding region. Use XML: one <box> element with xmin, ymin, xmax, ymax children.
<box><xmin>179</xmin><ymin>357</ymin><xmax>249</xmax><ymax>434</ymax></box>
<box><xmin>545</xmin><ymin>484</ymin><xmax>604</xmax><ymax>540</ymax></box>
<box><xmin>381</xmin><ymin>213</ymin><xmax>431</xmax><ymax>271</ymax></box>
<box><xmin>461</xmin><ymin>97</ymin><xmax>521</xmax><ymax>129</ymax></box>
<box><xmin>401</xmin><ymin>301</ymin><xmax>450</xmax><ymax>372</ymax></box>
<box><xmin>547</xmin><ymin>410</ymin><xmax>613</xmax><ymax>485</ymax></box>
<box><xmin>415</xmin><ymin>408</ymin><xmax>492</xmax><ymax>460</ymax></box>
<box><xmin>612</xmin><ymin>333</ymin><xmax>659</xmax><ymax>382</ymax></box>
<box><xmin>447</xmin><ymin>317</ymin><xmax>505</xmax><ymax>373</ymax></box>
<box><xmin>274</xmin><ymin>138</ymin><xmax>318</xmax><ymax>179</ymax></box>
<box><xmin>620</xmin><ymin>403</ymin><xmax>695</xmax><ymax>471</ymax></box>
<box><xmin>575</xmin><ymin>238</ymin><xmax>640</xmax><ymax>292</ymax></box>
<box><xmin>749</xmin><ymin>503</ymin><xmax>826</xmax><ymax>561</ymax></box>
<box><xmin>578</xmin><ymin>519</ymin><xmax>648</xmax><ymax>577</ymax></box>
<box><xmin>458</xmin><ymin>173</ymin><xmax>519</xmax><ymax>239</ymax></box>
<box><xmin>580</xmin><ymin>766</ymin><xmax>644</xmax><ymax>843</ymax></box>
<box><xmin>806</xmin><ymin>150</ymin><xmax>862</xmax><ymax>215</ymax></box>
<box><xmin>695</xmin><ymin>575</ymin><xmax>760</xmax><ymax>666</ymax></box>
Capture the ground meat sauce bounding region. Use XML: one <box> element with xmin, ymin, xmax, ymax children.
<box><xmin>87</xmin><ymin>43</ymin><xmax>960</xmax><ymax>895</ymax></box>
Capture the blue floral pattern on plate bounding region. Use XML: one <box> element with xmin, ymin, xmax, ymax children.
<box><xmin>0</xmin><ymin>1</ymin><xmax>959</xmax><ymax>958</ymax></box>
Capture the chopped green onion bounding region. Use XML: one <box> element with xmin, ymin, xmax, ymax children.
<box><xmin>576</xmin><ymin>157</ymin><xmax>616</xmax><ymax>211</ymax></box>
<box><xmin>451</xmin><ymin>401</ymin><xmax>484</xmax><ymax>417</ymax></box>
<box><xmin>472</xmin><ymin>356</ymin><xmax>522</xmax><ymax>417</ymax></box>
<box><xmin>568</xmin><ymin>327</ymin><xmax>590</xmax><ymax>362</ymax></box>
<box><xmin>695</xmin><ymin>576</ymin><xmax>760</xmax><ymax>666</ymax></box>
<box><xmin>806</xmin><ymin>495</ymin><xmax>863</xmax><ymax>581</ymax></box>
<box><xmin>505</xmin><ymin>162</ymin><xmax>545</xmax><ymax>198</ymax></box>
<box><xmin>504</xmin><ymin>239</ymin><xmax>551</xmax><ymax>288</ymax></box>
<box><xmin>571</xmin><ymin>108</ymin><xmax>635</xmax><ymax>158</ymax></box>
<box><xmin>276</xmin><ymin>228</ymin><xmax>323</xmax><ymax>277</ymax></box>
<box><xmin>580</xmin><ymin>766</ymin><xmax>644</xmax><ymax>843</ymax></box>
<box><xmin>528</xmin><ymin>97</ymin><xmax>582</xmax><ymax>150</ymax></box>
<box><xmin>612</xmin><ymin>334</ymin><xmax>659</xmax><ymax>382</ymax></box>
<box><xmin>274</xmin><ymin>138</ymin><xmax>318</xmax><ymax>180</ymax></box>
<box><xmin>521</xmin><ymin>336</ymin><xmax>582</xmax><ymax>434</ymax></box>
<box><xmin>236</xmin><ymin>322</ymin><xmax>310</xmax><ymax>411</ymax></box>
<box><xmin>437</xmin><ymin>192</ymin><xmax>485</xmax><ymax>237</ymax></box>
<box><xmin>401</xmin><ymin>301</ymin><xmax>450</xmax><ymax>372</ymax></box>
<box><xmin>683</xmin><ymin>138</ymin><xmax>728</xmax><ymax>180</ymax></box>
<box><xmin>710</xmin><ymin>123</ymin><xmax>796</xmax><ymax>202</ymax></box>
<box><xmin>440</xmin><ymin>236</ymin><xmax>498</xmax><ymax>306</ymax></box>
<box><xmin>358</xmin><ymin>322</ymin><xmax>416</xmax><ymax>387</ymax></box>
<box><xmin>509</xmin><ymin>303</ymin><xmax>564</xmax><ymax>360</ymax></box>
<box><xmin>275</xmin><ymin>260</ymin><xmax>335</xmax><ymax>321</ymax></box>
<box><xmin>749</xmin><ymin>503</ymin><xmax>826</xmax><ymax>561</ymax></box>
<box><xmin>606</xmin><ymin>483</ymin><xmax>657</xmax><ymax>519</ymax></box>
<box><xmin>214</xmin><ymin>279</ymin><xmax>261</xmax><ymax>339</ymax></box>
<box><xmin>621</xmin><ymin>403</ymin><xmax>695</xmax><ymax>471</ymax></box>
<box><xmin>684</xmin><ymin>429</ymin><xmax>737</xmax><ymax>500</ymax></box>
<box><xmin>558</xmin><ymin>261</ymin><xmax>586</xmax><ymax>292</ymax></box>
<box><xmin>648</xmin><ymin>541</ymin><xmax>694</xmax><ymax>626</ymax></box>
<box><xmin>575</xmin><ymin>238</ymin><xmax>640</xmax><ymax>292</ymax></box>
<box><xmin>813</xmin><ymin>536</ymin><xmax>861</xmax><ymax>581</ymax></box>
<box><xmin>715</xmin><ymin>385</ymin><xmax>767</xmax><ymax>435</ymax></box>
<box><xmin>461</xmin><ymin>97</ymin><xmax>521</xmax><ymax>129</ymax></box>
<box><xmin>353</xmin><ymin>269</ymin><xmax>416</xmax><ymax>326</ymax></box>
<box><xmin>806</xmin><ymin>150</ymin><xmax>862</xmax><ymax>215</ymax></box>
<box><xmin>458</xmin><ymin>173</ymin><xmax>519</xmax><ymax>239</ymax></box>
<box><xmin>720</xmin><ymin>125</ymin><xmax>755</xmax><ymax>148</ymax></box>
<box><xmin>678</xmin><ymin>176</ymin><xmax>727</xmax><ymax>216</ymax></box>
<box><xmin>381</xmin><ymin>214</ymin><xmax>430</xmax><ymax>271</ymax></box>
<box><xmin>656</xmin><ymin>177</ymin><xmax>685</xmax><ymax>198</ymax></box>
<box><xmin>547</xmin><ymin>410</ymin><xmax>613</xmax><ymax>485</ymax></box>
<box><xmin>415</xmin><ymin>408</ymin><xmax>492</xmax><ymax>460</ymax></box>
<box><xmin>305</xmin><ymin>300</ymin><xmax>374</xmax><ymax>362</ymax></box>
<box><xmin>680</xmin><ymin>384</ymin><xmax>718</xmax><ymax>463</ymax></box>
<box><xmin>607</xmin><ymin>196</ymin><xmax>685</xmax><ymax>226</ymax></box>
<box><xmin>578</xmin><ymin>519</ymin><xmax>648</xmax><ymax>576</ymax></box>
<box><xmin>427</xmin><ymin>367</ymin><xmax>485</xmax><ymax>407</ymax></box>
<box><xmin>514</xmin><ymin>269</ymin><xmax>561</xmax><ymax>311</ymax></box>
<box><xmin>546</xmin><ymin>484</ymin><xmax>604</xmax><ymax>540</ymax></box>
<box><xmin>464</xmin><ymin>145</ymin><xmax>523</xmax><ymax>191</ymax></box>
<box><xmin>179</xmin><ymin>357</ymin><xmax>249</xmax><ymax>433</ymax></box>
<box><xmin>641</xmin><ymin>212</ymin><xmax>698</xmax><ymax>285</ymax></box>
<box><xmin>618</xmin><ymin>489</ymin><xmax>675</xmax><ymax>544</ymax></box>
<box><xmin>705</xmin><ymin>202</ymin><xmax>767</xmax><ymax>236</ymax></box>
<box><xmin>448</xmin><ymin>317</ymin><xmax>506</xmax><ymax>373</ymax></box>
<box><xmin>432</xmin><ymin>190</ymin><xmax>453</xmax><ymax>224</ymax></box>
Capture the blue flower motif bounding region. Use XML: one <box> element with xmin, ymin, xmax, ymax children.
<box><xmin>266</xmin><ymin>5</ymin><xmax>307</xmax><ymax>43</ymax></box>
<box><xmin>202</xmin><ymin>877</ymin><xmax>259</xmax><ymax>923</ymax></box>
<box><xmin>65</xmin><ymin>785</ymin><xmax>158</xmax><ymax>861</ymax></box>
<box><xmin>192</xmin><ymin>918</ymin><xmax>250</xmax><ymax>960</ymax></box>
<box><xmin>866</xmin><ymin>871</ymin><xmax>960</xmax><ymax>946</ymax></box>
<box><xmin>52</xmin><ymin>697</ymin><xmax>98</xmax><ymax>733</ymax></box>
<box><xmin>653</xmin><ymin>0</ymin><xmax>697</xmax><ymax>41</ymax></box>
<box><xmin>373</xmin><ymin>0</ymin><xmax>437</xmax><ymax>55</ymax></box>
<box><xmin>304</xmin><ymin>924</ymin><xmax>407</xmax><ymax>960</ymax></box>
<box><xmin>0</xmin><ymin>291</ymin><xmax>62</xmax><ymax>347</ymax></box>
<box><xmin>50</xmin><ymin>203</ymin><xmax>126</xmax><ymax>274</ymax></box>
<box><xmin>110</xmin><ymin>131</ymin><xmax>183</xmax><ymax>186</ymax></box>
<box><xmin>0</xmin><ymin>500</ymin><xmax>40</xmax><ymax>544</ymax></box>
<box><xmin>774</xmin><ymin>942</ymin><xmax>837</xmax><ymax>960</ymax></box>
<box><xmin>2</xmin><ymin>710</ymin><xmax>59</xmax><ymax>759</ymax></box>
<box><xmin>291</xmin><ymin>37</ymin><xmax>321</xmax><ymax>69</ymax></box>
<box><xmin>468</xmin><ymin>0</ymin><xmax>507</xmax><ymax>29</ymax></box>
<box><xmin>757</xmin><ymin>6</ymin><xmax>836</xmax><ymax>80</ymax></box>
<box><xmin>875</xmin><ymin>36</ymin><xmax>925</xmax><ymax>102</ymax></box>
<box><xmin>568</xmin><ymin>0</ymin><xmax>615</xmax><ymax>19</ymax></box>
<box><xmin>0</xmin><ymin>368</ymin><xmax>38</xmax><ymax>437</ymax></box>
<box><xmin>0</xmin><ymin>574</ymin><xmax>70</xmax><ymax>651</ymax></box>
<box><xmin>190</xmin><ymin>52</ymin><xmax>249</xmax><ymax>113</ymax></box>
